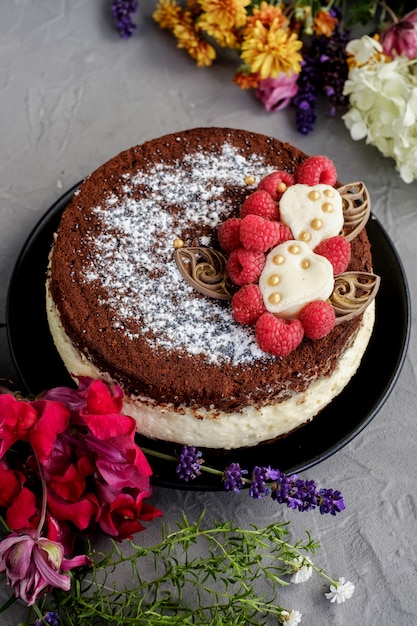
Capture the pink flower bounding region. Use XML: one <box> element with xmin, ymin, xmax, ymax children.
<box><xmin>0</xmin><ymin>530</ymin><xmax>91</xmax><ymax>606</ymax></box>
<box><xmin>255</xmin><ymin>72</ymin><xmax>299</xmax><ymax>111</ymax></box>
<box><xmin>380</xmin><ymin>9</ymin><xmax>417</xmax><ymax>59</ymax></box>
<box><xmin>0</xmin><ymin>393</ymin><xmax>69</xmax><ymax>463</ymax></box>
<box><xmin>96</xmin><ymin>480</ymin><xmax>162</xmax><ymax>540</ymax></box>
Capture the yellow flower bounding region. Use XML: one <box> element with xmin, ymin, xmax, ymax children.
<box><xmin>313</xmin><ymin>9</ymin><xmax>338</xmax><ymax>37</ymax></box>
<box><xmin>197</xmin><ymin>15</ymin><xmax>241</xmax><ymax>48</ymax></box>
<box><xmin>173</xmin><ymin>20</ymin><xmax>217</xmax><ymax>67</ymax></box>
<box><xmin>198</xmin><ymin>0</ymin><xmax>250</xmax><ymax>30</ymax></box>
<box><xmin>241</xmin><ymin>18</ymin><xmax>303</xmax><ymax>79</ymax></box>
<box><xmin>153</xmin><ymin>0</ymin><xmax>183</xmax><ymax>30</ymax></box>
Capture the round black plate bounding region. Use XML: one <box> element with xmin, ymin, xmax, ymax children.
<box><xmin>6</xmin><ymin>185</ymin><xmax>411</xmax><ymax>490</ymax></box>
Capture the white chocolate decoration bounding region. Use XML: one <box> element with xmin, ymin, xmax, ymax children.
<box><xmin>259</xmin><ymin>240</ymin><xmax>334</xmax><ymax>319</ymax></box>
<box><xmin>279</xmin><ymin>184</ymin><xmax>344</xmax><ymax>249</ymax></box>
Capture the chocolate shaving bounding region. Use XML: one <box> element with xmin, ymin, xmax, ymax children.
<box><xmin>174</xmin><ymin>247</ymin><xmax>235</xmax><ymax>301</ymax></box>
<box><xmin>339</xmin><ymin>182</ymin><xmax>371</xmax><ymax>241</ymax></box>
<box><xmin>331</xmin><ymin>271</ymin><xmax>381</xmax><ymax>324</ymax></box>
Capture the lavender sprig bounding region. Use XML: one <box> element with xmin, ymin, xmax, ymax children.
<box><xmin>142</xmin><ymin>445</ymin><xmax>346</xmax><ymax>516</ymax></box>
<box><xmin>111</xmin><ymin>0</ymin><xmax>138</xmax><ymax>39</ymax></box>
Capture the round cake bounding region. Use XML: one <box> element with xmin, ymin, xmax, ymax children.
<box><xmin>46</xmin><ymin>127</ymin><xmax>378</xmax><ymax>449</ymax></box>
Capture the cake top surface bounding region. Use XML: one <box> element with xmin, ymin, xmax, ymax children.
<box><xmin>49</xmin><ymin>127</ymin><xmax>374</xmax><ymax>410</ymax></box>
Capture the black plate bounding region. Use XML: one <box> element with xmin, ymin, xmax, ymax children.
<box><xmin>6</xmin><ymin>185</ymin><xmax>411</xmax><ymax>490</ymax></box>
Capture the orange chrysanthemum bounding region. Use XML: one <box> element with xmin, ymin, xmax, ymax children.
<box><xmin>313</xmin><ymin>9</ymin><xmax>338</xmax><ymax>37</ymax></box>
<box><xmin>233</xmin><ymin>68</ymin><xmax>260</xmax><ymax>89</ymax></box>
<box><xmin>173</xmin><ymin>20</ymin><xmax>216</xmax><ymax>67</ymax></box>
<box><xmin>241</xmin><ymin>18</ymin><xmax>303</xmax><ymax>79</ymax></box>
<box><xmin>198</xmin><ymin>0</ymin><xmax>250</xmax><ymax>31</ymax></box>
<box><xmin>153</xmin><ymin>0</ymin><xmax>183</xmax><ymax>30</ymax></box>
<box><xmin>245</xmin><ymin>1</ymin><xmax>288</xmax><ymax>30</ymax></box>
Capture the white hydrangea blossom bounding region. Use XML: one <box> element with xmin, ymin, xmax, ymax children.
<box><xmin>324</xmin><ymin>576</ymin><xmax>355</xmax><ymax>604</ymax></box>
<box><xmin>279</xmin><ymin>608</ymin><xmax>303</xmax><ymax>625</ymax></box>
<box><xmin>289</xmin><ymin>556</ymin><xmax>313</xmax><ymax>584</ymax></box>
<box><xmin>343</xmin><ymin>35</ymin><xmax>417</xmax><ymax>184</ymax></box>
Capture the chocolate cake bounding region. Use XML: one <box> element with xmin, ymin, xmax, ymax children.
<box><xmin>46</xmin><ymin>128</ymin><xmax>378</xmax><ymax>449</ymax></box>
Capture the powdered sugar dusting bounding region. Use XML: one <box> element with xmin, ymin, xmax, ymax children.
<box><xmin>82</xmin><ymin>142</ymin><xmax>277</xmax><ymax>364</ymax></box>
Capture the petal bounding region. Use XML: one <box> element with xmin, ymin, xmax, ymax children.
<box><xmin>85</xmin><ymin>379</ymin><xmax>123</xmax><ymax>415</ymax></box>
<box><xmin>29</xmin><ymin>400</ymin><xmax>70</xmax><ymax>464</ymax></box>
<box><xmin>6</xmin><ymin>487</ymin><xmax>38</xmax><ymax>532</ymax></box>
<box><xmin>33</xmin><ymin>545</ymin><xmax>71</xmax><ymax>591</ymax></box>
<box><xmin>81</xmin><ymin>411</ymin><xmax>135</xmax><ymax>440</ymax></box>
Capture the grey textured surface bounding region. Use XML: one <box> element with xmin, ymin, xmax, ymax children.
<box><xmin>1</xmin><ymin>2</ymin><xmax>417</xmax><ymax>624</ymax></box>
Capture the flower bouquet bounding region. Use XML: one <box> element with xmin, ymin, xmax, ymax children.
<box><xmin>0</xmin><ymin>376</ymin><xmax>354</xmax><ymax>625</ymax></box>
<box><xmin>112</xmin><ymin>0</ymin><xmax>417</xmax><ymax>183</ymax></box>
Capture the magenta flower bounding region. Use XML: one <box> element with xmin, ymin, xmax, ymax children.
<box><xmin>255</xmin><ymin>72</ymin><xmax>299</xmax><ymax>112</ymax></box>
<box><xmin>380</xmin><ymin>9</ymin><xmax>417</xmax><ymax>59</ymax></box>
<box><xmin>0</xmin><ymin>529</ymin><xmax>91</xmax><ymax>606</ymax></box>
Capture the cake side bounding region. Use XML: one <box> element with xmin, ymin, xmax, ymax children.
<box><xmin>46</xmin><ymin>290</ymin><xmax>375</xmax><ymax>449</ymax></box>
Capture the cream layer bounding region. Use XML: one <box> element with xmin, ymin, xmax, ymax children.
<box><xmin>46</xmin><ymin>281</ymin><xmax>375</xmax><ymax>450</ymax></box>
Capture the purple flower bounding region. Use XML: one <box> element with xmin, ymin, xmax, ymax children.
<box><xmin>271</xmin><ymin>472</ymin><xmax>318</xmax><ymax>512</ymax></box>
<box><xmin>380</xmin><ymin>9</ymin><xmax>417</xmax><ymax>59</ymax></box>
<box><xmin>249</xmin><ymin>466</ymin><xmax>270</xmax><ymax>499</ymax></box>
<box><xmin>223</xmin><ymin>462</ymin><xmax>248</xmax><ymax>493</ymax></box>
<box><xmin>35</xmin><ymin>612</ymin><xmax>59</xmax><ymax>626</ymax></box>
<box><xmin>317</xmin><ymin>488</ymin><xmax>345</xmax><ymax>515</ymax></box>
<box><xmin>255</xmin><ymin>72</ymin><xmax>299</xmax><ymax>112</ymax></box>
<box><xmin>111</xmin><ymin>0</ymin><xmax>138</xmax><ymax>39</ymax></box>
<box><xmin>176</xmin><ymin>446</ymin><xmax>203</xmax><ymax>481</ymax></box>
<box><xmin>0</xmin><ymin>530</ymin><xmax>91</xmax><ymax>606</ymax></box>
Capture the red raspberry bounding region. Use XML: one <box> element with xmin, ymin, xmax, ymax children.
<box><xmin>240</xmin><ymin>189</ymin><xmax>280</xmax><ymax>221</ymax></box>
<box><xmin>226</xmin><ymin>248</ymin><xmax>266</xmax><ymax>286</ymax></box>
<box><xmin>255</xmin><ymin>312</ymin><xmax>304</xmax><ymax>357</ymax></box>
<box><xmin>232</xmin><ymin>284</ymin><xmax>266</xmax><ymax>325</ymax></box>
<box><xmin>218</xmin><ymin>217</ymin><xmax>242</xmax><ymax>254</ymax></box>
<box><xmin>298</xmin><ymin>300</ymin><xmax>336</xmax><ymax>340</ymax></box>
<box><xmin>258</xmin><ymin>171</ymin><xmax>295</xmax><ymax>200</ymax></box>
<box><xmin>239</xmin><ymin>214</ymin><xmax>283</xmax><ymax>253</ymax></box>
<box><xmin>314</xmin><ymin>235</ymin><xmax>351</xmax><ymax>275</ymax></box>
<box><xmin>294</xmin><ymin>155</ymin><xmax>337</xmax><ymax>186</ymax></box>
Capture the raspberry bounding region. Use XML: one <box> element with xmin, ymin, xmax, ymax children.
<box><xmin>258</xmin><ymin>171</ymin><xmax>295</xmax><ymax>200</ymax></box>
<box><xmin>240</xmin><ymin>189</ymin><xmax>280</xmax><ymax>220</ymax></box>
<box><xmin>255</xmin><ymin>312</ymin><xmax>304</xmax><ymax>357</ymax></box>
<box><xmin>294</xmin><ymin>155</ymin><xmax>337</xmax><ymax>186</ymax></box>
<box><xmin>218</xmin><ymin>217</ymin><xmax>241</xmax><ymax>254</ymax></box>
<box><xmin>226</xmin><ymin>248</ymin><xmax>266</xmax><ymax>286</ymax></box>
<box><xmin>314</xmin><ymin>235</ymin><xmax>351</xmax><ymax>275</ymax></box>
<box><xmin>232</xmin><ymin>284</ymin><xmax>266</xmax><ymax>325</ymax></box>
<box><xmin>239</xmin><ymin>214</ymin><xmax>283</xmax><ymax>252</ymax></box>
<box><xmin>299</xmin><ymin>300</ymin><xmax>336</xmax><ymax>340</ymax></box>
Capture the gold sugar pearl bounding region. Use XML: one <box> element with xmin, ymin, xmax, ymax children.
<box><xmin>272</xmin><ymin>254</ymin><xmax>285</xmax><ymax>265</ymax></box>
<box><xmin>301</xmin><ymin>259</ymin><xmax>310</xmax><ymax>269</ymax></box>
<box><xmin>322</xmin><ymin>202</ymin><xmax>334</xmax><ymax>213</ymax></box>
<box><xmin>324</xmin><ymin>189</ymin><xmax>334</xmax><ymax>198</ymax></box>
<box><xmin>311</xmin><ymin>218</ymin><xmax>323</xmax><ymax>230</ymax></box>
<box><xmin>268</xmin><ymin>274</ymin><xmax>280</xmax><ymax>286</ymax></box>
<box><xmin>300</xmin><ymin>231</ymin><xmax>311</xmax><ymax>242</ymax></box>
<box><xmin>268</xmin><ymin>292</ymin><xmax>281</xmax><ymax>305</ymax></box>
<box><xmin>288</xmin><ymin>244</ymin><xmax>301</xmax><ymax>254</ymax></box>
<box><xmin>245</xmin><ymin>175</ymin><xmax>256</xmax><ymax>186</ymax></box>
<box><xmin>308</xmin><ymin>190</ymin><xmax>320</xmax><ymax>201</ymax></box>
<box><xmin>277</xmin><ymin>182</ymin><xmax>287</xmax><ymax>193</ymax></box>
<box><xmin>173</xmin><ymin>238</ymin><xmax>184</xmax><ymax>249</ymax></box>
